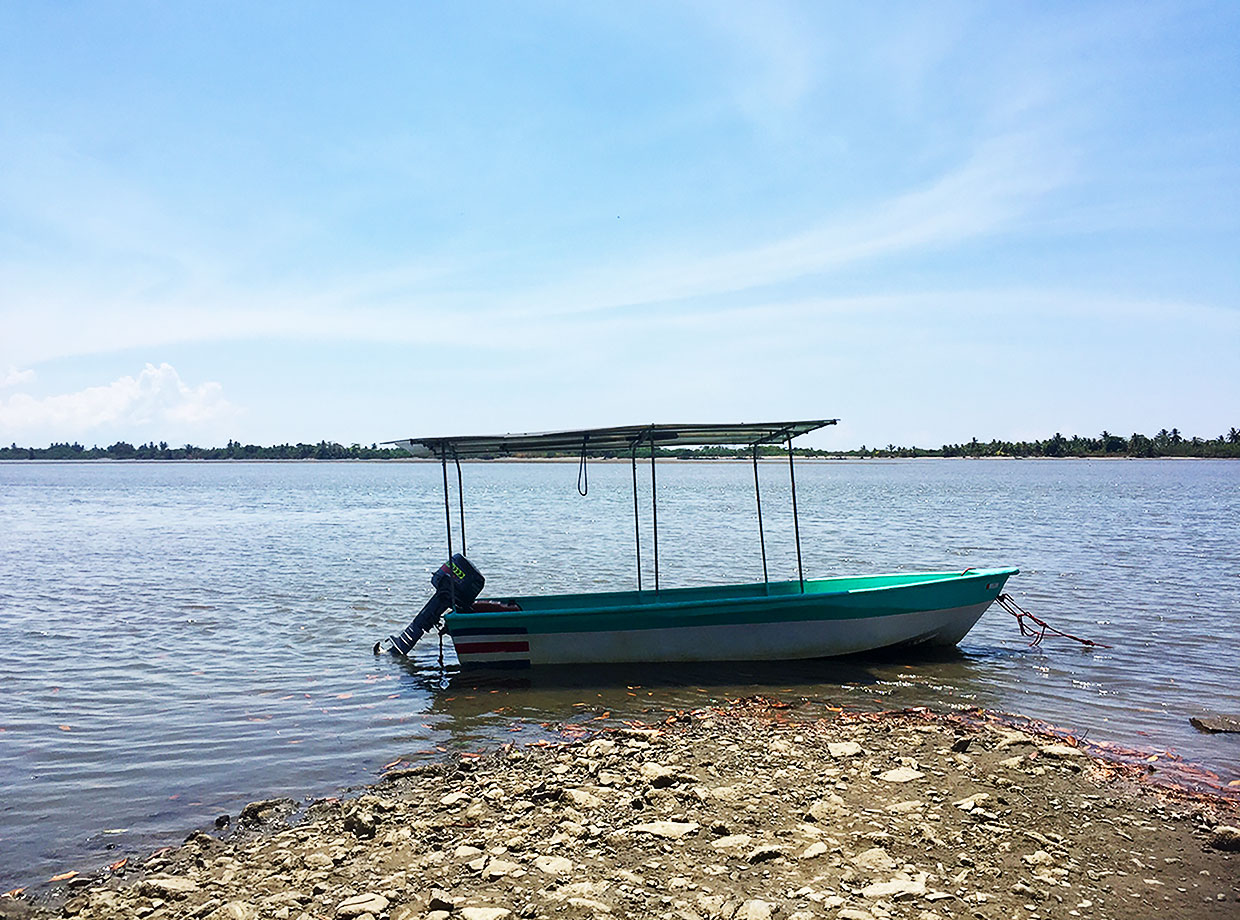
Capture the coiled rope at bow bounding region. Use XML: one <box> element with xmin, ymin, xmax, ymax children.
<box><xmin>997</xmin><ymin>594</ymin><xmax>1111</xmax><ymax>648</ymax></box>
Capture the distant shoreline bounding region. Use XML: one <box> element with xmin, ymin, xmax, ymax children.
<box><xmin>1</xmin><ymin>454</ymin><xmax>1232</xmax><ymax>463</ymax></box>
<box><xmin>5</xmin><ymin>429</ymin><xmax>1239</xmax><ymax>463</ymax></box>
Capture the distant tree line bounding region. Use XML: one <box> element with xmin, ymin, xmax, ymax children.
<box><xmin>843</xmin><ymin>428</ymin><xmax>1240</xmax><ymax>459</ymax></box>
<box><xmin>0</xmin><ymin>440</ymin><xmax>411</xmax><ymax>460</ymax></box>
<box><xmin>556</xmin><ymin>428</ymin><xmax>1240</xmax><ymax>460</ymax></box>
<box><xmin>3</xmin><ymin>428</ymin><xmax>1238</xmax><ymax>461</ymax></box>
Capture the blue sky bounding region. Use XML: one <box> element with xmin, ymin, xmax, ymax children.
<box><xmin>1</xmin><ymin>1</ymin><xmax>1236</xmax><ymax>450</ymax></box>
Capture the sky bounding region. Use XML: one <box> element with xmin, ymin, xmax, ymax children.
<box><xmin>1</xmin><ymin>1</ymin><xmax>1237</xmax><ymax>451</ymax></box>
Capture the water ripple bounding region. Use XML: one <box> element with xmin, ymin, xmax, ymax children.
<box><xmin>1</xmin><ymin>458</ymin><xmax>1238</xmax><ymax>889</ymax></box>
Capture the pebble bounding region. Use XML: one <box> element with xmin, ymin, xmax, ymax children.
<box><xmin>139</xmin><ymin>876</ymin><xmax>199</xmax><ymax>898</ymax></box>
<box><xmin>534</xmin><ymin>854</ymin><xmax>574</xmax><ymax>876</ymax></box>
<box><xmin>1038</xmin><ymin>743</ymin><xmax>1086</xmax><ymax>758</ymax></box>
<box><xmin>953</xmin><ymin>792</ymin><xmax>991</xmax><ymax>810</ymax></box>
<box><xmin>710</xmin><ymin>834</ymin><xmax>753</xmax><ymax>854</ymax></box>
<box><xmin>458</xmin><ymin>909</ymin><xmax>511</xmax><ymax>920</ymax></box>
<box><xmin>735</xmin><ymin>899</ymin><xmax>774</xmax><ymax>920</ymax></box>
<box><xmin>426</xmin><ymin>889</ymin><xmax>454</xmax><ymax>912</ymax></box>
<box><xmin>632</xmin><ymin>820</ymin><xmax>699</xmax><ymax>838</ymax></box>
<box><xmin>639</xmin><ymin>762</ymin><xmax>680</xmax><ymax>787</ymax></box>
<box><xmin>852</xmin><ymin>847</ymin><xmax>897</xmax><ymax>871</ymax></box>
<box><xmin>342</xmin><ymin>807</ymin><xmax>376</xmax><ymax>838</ymax></box>
<box><xmin>482</xmin><ymin>859</ymin><xmax>522</xmax><ymax>879</ymax></box>
<box><xmin>887</xmin><ymin>799</ymin><xmax>925</xmax><ymax>813</ymax></box>
<box><xmin>237</xmin><ymin>798</ymin><xmax>293</xmax><ymax>824</ymax></box>
<box><xmin>805</xmin><ymin>796</ymin><xmax>845</xmax><ymax>821</ymax></box>
<box><xmin>860</xmin><ymin>872</ymin><xmax>928</xmax><ymax>900</ymax></box>
<box><xmin>566</xmin><ymin>896</ymin><xmax>611</xmax><ymax>913</ymax></box>
<box><xmin>565</xmin><ymin>788</ymin><xmax>603</xmax><ymax>808</ymax></box>
<box><xmin>878</xmin><ymin>766</ymin><xmax>925</xmax><ymax>783</ymax></box>
<box><xmin>746</xmin><ymin>844</ymin><xmax>784</xmax><ymax>864</ymax></box>
<box><xmin>1208</xmin><ymin>825</ymin><xmax>1240</xmax><ymax>851</ymax></box>
<box><xmin>335</xmin><ymin>893</ymin><xmax>389</xmax><ymax>918</ymax></box>
<box><xmin>827</xmin><ymin>741</ymin><xmax>863</xmax><ymax>757</ymax></box>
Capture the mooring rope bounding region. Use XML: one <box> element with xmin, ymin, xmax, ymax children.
<box><xmin>577</xmin><ymin>437</ymin><xmax>589</xmax><ymax>496</ymax></box>
<box><xmin>997</xmin><ymin>593</ymin><xmax>1112</xmax><ymax>648</ymax></box>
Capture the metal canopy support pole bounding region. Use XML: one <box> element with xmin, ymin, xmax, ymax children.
<box><xmin>454</xmin><ymin>450</ymin><xmax>466</xmax><ymax>557</ymax></box>
<box><xmin>752</xmin><ymin>444</ymin><xmax>769</xmax><ymax>589</ymax></box>
<box><xmin>441</xmin><ymin>447</ymin><xmax>454</xmax><ymax>559</ymax></box>
<box><xmin>630</xmin><ymin>441</ymin><xmax>642</xmax><ymax>592</ymax></box>
<box><xmin>649</xmin><ymin>432</ymin><xmax>660</xmax><ymax>592</ymax></box>
<box><xmin>787</xmin><ymin>436</ymin><xmax>804</xmax><ymax>592</ymax></box>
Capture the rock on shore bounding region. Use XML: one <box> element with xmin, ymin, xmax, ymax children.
<box><xmin>10</xmin><ymin>700</ymin><xmax>1239</xmax><ymax>920</ymax></box>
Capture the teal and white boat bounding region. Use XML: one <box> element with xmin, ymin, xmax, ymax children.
<box><xmin>382</xmin><ymin>421</ymin><xmax>1017</xmax><ymax>669</ymax></box>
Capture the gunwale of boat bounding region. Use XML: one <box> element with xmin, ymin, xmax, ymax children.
<box><xmin>446</xmin><ymin>567</ymin><xmax>1019</xmax><ymax>635</ymax></box>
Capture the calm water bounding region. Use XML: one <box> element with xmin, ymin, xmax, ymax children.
<box><xmin>1</xmin><ymin>458</ymin><xmax>1238</xmax><ymax>889</ymax></box>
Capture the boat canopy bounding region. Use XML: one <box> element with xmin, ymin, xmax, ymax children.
<box><xmin>388</xmin><ymin>418</ymin><xmax>838</xmax><ymax>596</ymax></box>
<box><xmin>389</xmin><ymin>419</ymin><xmax>838</xmax><ymax>459</ymax></box>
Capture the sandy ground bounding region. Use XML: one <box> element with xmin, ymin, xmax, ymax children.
<box><xmin>4</xmin><ymin>699</ymin><xmax>1238</xmax><ymax>920</ymax></box>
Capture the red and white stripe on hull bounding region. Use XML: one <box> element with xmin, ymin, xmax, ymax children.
<box><xmin>450</xmin><ymin>601</ymin><xmax>991</xmax><ymax>668</ymax></box>
<box><xmin>449</xmin><ymin>626</ymin><xmax>531</xmax><ymax>669</ymax></box>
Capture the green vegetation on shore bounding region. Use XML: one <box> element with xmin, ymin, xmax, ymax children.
<box><xmin>3</xmin><ymin>427</ymin><xmax>1239</xmax><ymax>461</ymax></box>
<box><xmin>848</xmin><ymin>427</ymin><xmax>1240</xmax><ymax>459</ymax></box>
<box><xmin>0</xmin><ymin>440</ymin><xmax>408</xmax><ymax>461</ymax></box>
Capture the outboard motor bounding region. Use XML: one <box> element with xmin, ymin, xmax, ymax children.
<box><xmin>388</xmin><ymin>554</ymin><xmax>485</xmax><ymax>657</ymax></box>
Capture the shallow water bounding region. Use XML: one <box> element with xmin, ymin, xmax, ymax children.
<box><xmin>1</xmin><ymin>458</ymin><xmax>1238</xmax><ymax>889</ymax></box>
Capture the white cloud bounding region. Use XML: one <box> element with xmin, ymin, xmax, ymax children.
<box><xmin>0</xmin><ymin>363</ymin><xmax>236</xmax><ymax>436</ymax></box>
<box><xmin>2</xmin><ymin>366</ymin><xmax>35</xmax><ymax>388</ymax></box>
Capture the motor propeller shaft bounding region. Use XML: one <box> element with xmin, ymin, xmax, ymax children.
<box><xmin>387</xmin><ymin>554</ymin><xmax>485</xmax><ymax>657</ymax></box>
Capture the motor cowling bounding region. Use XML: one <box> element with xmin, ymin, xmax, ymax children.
<box><xmin>388</xmin><ymin>554</ymin><xmax>485</xmax><ymax>657</ymax></box>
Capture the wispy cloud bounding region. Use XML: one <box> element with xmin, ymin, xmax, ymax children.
<box><xmin>498</xmin><ymin>130</ymin><xmax>1073</xmax><ymax>319</ymax></box>
<box><xmin>0</xmin><ymin>363</ymin><xmax>236</xmax><ymax>436</ymax></box>
<box><xmin>2</xmin><ymin>366</ymin><xmax>35</xmax><ymax>388</ymax></box>
<box><xmin>0</xmin><ymin>126</ymin><xmax>1073</xmax><ymax>370</ymax></box>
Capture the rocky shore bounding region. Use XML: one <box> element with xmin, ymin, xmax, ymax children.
<box><xmin>5</xmin><ymin>700</ymin><xmax>1238</xmax><ymax>920</ymax></box>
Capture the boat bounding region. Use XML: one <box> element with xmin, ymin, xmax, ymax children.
<box><xmin>380</xmin><ymin>420</ymin><xmax>1018</xmax><ymax>669</ymax></box>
